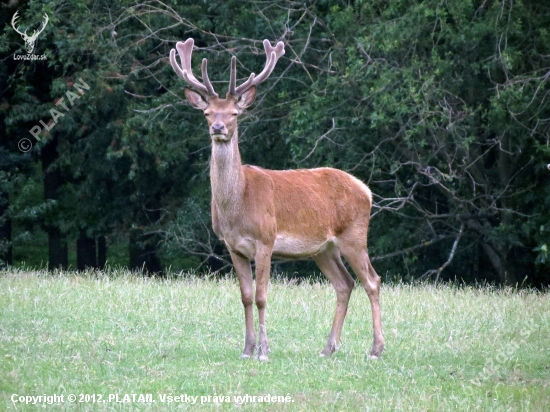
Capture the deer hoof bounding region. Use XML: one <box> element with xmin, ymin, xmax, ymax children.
<box><xmin>369</xmin><ymin>342</ymin><xmax>384</xmax><ymax>359</ymax></box>
<box><xmin>320</xmin><ymin>344</ymin><xmax>336</xmax><ymax>357</ymax></box>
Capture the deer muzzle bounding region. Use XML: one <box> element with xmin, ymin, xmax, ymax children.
<box><xmin>210</xmin><ymin>122</ymin><xmax>229</xmax><ymax>141</ymax></box>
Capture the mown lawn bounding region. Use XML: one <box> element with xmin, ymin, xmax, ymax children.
<box><xmin>0</xmin><ymin>268</ymin><xmax>548</xmax><ymax>411</ymax></box>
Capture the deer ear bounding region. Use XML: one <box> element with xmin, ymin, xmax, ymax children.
<box><xmin>237</xmin><ymin>86</ymin><xmax>256</xmax><ymax>109</ymax></box>
<box><xmin>185</xmin><ymin>89</ymin><xmax>209</xmax><ymax>110</ymax></box>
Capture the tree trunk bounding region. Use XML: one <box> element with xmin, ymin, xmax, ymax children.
<box><xmin>77</xmin><ymin>232</ymin><xmax>97</xmax><ymax>270</ymax></box>
<box><xmin>129</xmin><ymin>229</ymin><xmax>143</xmax><ymax>271</ymax></box>
<box><xmin>48</xmin><ymin>227</ymin><xmax>68</xmax><ymax>270</ymax></box>
<box><xmin>129</xmin><ymin>189</ymin><xmax>162</xmax><ymax>275</ymax></box>
<box><xmin>97</xmin><ymin>235</ymin><xmax>107</xmax><ymax>269</ymax></box>
<box><xmin>0</xmin><ymin>191</ymin><xmax>12</xmax><ymax>267</ymax></box>
<box><xmin>467</xmin><ymin>218</ymin><xmax>516</xmax><ymax>285</ymax></box>
<box><xmin>42</xmin><ymin>136</ymin><xmax>68</xmax><ymax>271</ymax></box>
<box><xmin>496</xmin><ymin>134</ymin><xmax>517</xmax><ymax>286</ymax></box>
<box><xmin>129</xmin><ymin>228</ymin><xmax>162</xmax><ymax>274</ymax></box>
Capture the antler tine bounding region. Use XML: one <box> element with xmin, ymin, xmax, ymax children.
<box><xmin>253</xmin><ymin>39</ymin><xmax>285</xmax><ymax>84</ymax></box>
<box><xmin>11</xmin><ymin>11</ymin><xmax>26</xmax><ymax>36</ymax></box>
<box><xmin>228</xmin><ymin>56</ymin><xmax>237</xmax><ymax>96</ymax></box>
<box><xmin>233</xmin><ymin>39</ymin><xmax>285</xmax><ymax>97</ymax></box>
<box><xmin>30</xmin><ymin>13</ymin><xmax>49</xmax><ymax>40</ymax></box>
<box><xmin>170</xmin><ymin>38</ymin><xmax>218</xmax><ymax>98</ymax></box>
<box><xmin>39</xmin><ymin>13</ymin><xmax>48</xmax><ymax>33</ymax></box>
<box><xmin>175</xmin><ymin>39</ymin><xmax>210</xmax><ymax>96</ymax></box>
<box><xmin>200</xmin><ymin>58</ymin><xmax>217</xmax><ymax>97</ymax></box>
<box><xmin>228</xmin><ymin>55</ymin><xmax>255</xmax><ymax>97</ymax></box>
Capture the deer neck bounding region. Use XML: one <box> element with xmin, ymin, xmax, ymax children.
<box><xmin>210</xmin><ymin>131</ymin><xmax>245</xmax><ymax>211</ymax></box>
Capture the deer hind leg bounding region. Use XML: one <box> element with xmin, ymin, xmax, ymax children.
<box><xmin>313</xmin><ymin>248</ymin><xmax>355</xmax><ymax>357</ymax></box>
<box><xmin>229</xmin><ymin>250</ymin><xmax>256</xmax><ymax>358</ymax></box>
<box><xmin>340</xmin><ymin>245</ymin><xmax>385</xmax><ymax>359</ymax></box>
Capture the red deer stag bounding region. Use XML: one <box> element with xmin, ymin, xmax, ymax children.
<box><xmin>170</xmin><ymin>38</ymin><xmax>384</xmax><ymax>361</ymax></box>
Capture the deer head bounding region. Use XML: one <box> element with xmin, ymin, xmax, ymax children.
<box><xmin>11</xmin><ymin>11</ymin><xmax>49</xmax><ymax>54</ymax></box>
<box><xmin>169</xmin><ymin>38</ymin><xmax>285</xmax><ymax>143</ymax></box>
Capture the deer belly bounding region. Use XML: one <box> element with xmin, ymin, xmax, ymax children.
<box><xmin>272</xmin><ymin>234</ymin><xmax>336</xmax><ymax>259</ymax></box>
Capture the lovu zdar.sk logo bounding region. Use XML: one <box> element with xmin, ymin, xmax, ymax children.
<box><xmin>11</xmin><ymin>10</ymin><xmax>49</xmax><ymax>60</ymax></box>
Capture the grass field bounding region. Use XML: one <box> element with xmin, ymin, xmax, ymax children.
<box><xmin>0</xmin><ymin>269</ymin><xmax>548</xmax><ymax>411</ymax></box>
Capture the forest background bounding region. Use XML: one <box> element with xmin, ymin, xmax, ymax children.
<box><xmin>1</xmin><ymin>0</ymin><xmax>549</xmax><ymax>287</ymax></box>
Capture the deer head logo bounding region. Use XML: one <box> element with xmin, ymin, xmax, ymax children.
<box><xmin>11</xmin><ymin>11</ymin><xmax>49</xmax><ymax>54</ymax></box>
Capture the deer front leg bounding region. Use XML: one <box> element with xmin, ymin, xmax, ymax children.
<box><xmin>229</xmin><ymin>250</ymin><xmax>256</xmax><ymax>358</ymax></box>
<box><xmin>254</xmin><ymin>244</ymin><xmax>272</xmax><ymax>361</ymax></box>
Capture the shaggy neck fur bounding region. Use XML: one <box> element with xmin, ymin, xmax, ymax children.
<box><xmin>210</xmin><ymin>131</ymin><xmax>245</xmax><ymax>211</ymax></box>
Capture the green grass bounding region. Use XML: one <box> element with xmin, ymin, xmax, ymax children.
<box><xmin>0</xmin><ymin>269</ymin><xmax>548</xmax><ymax>411</ymax></box>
